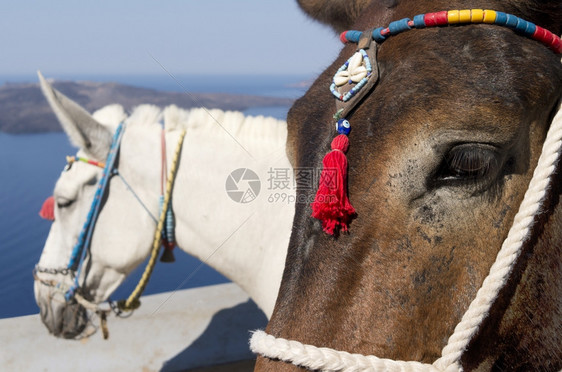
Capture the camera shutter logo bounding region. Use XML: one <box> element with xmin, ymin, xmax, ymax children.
<box><xmin>225</xmin><ymin>168</ymin><xmax>261</xmax><ymax>203</ymax></box>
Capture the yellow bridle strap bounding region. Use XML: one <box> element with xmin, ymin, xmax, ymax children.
<box><xmin>117</xmin><ymin>130</ymin><xmax>186</xmax><ymax>311</ymax></box>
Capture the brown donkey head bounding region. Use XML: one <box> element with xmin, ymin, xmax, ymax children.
<box><xmin>257</xmin><ymin>0</ymin><xmax>562</xmax><ymax>370</ymax></box>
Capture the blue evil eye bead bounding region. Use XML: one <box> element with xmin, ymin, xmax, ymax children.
<box><xmin>336</xmin><ymin>119</ymin><xmax>351</xmax><ymax>135</ymax></box>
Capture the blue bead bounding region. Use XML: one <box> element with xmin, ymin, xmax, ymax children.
<box><xmin>494</xmin><ymin>12</ymin><xmax>508</xmax><ymax>26</ymax></box>
<box><xmin>523</xmin><ymin>21</ymin><xmax>536</xmax><ymax>36</ymax></box>
<box><xmin>505</xmin><ymin>14</ymin><xmax>519</xmax><ymax>29</ymax></box>
<box><xmin>336</xmin><ymin>119</ymin><xmax>351</xmax><ymax>135</ymax></box>
<box><xmin>514</xmin><ymin>18</ymin><xmax>528</xmax><ymax>34</ymax></box>
<box><xmin>346</xmin><ymin>30</ymin><xmax>362</xmax><ymax>43</ymax></box>
<box><xmin>388</xmin><ymin>18</ymin><xmax>411</xmax><ymax>35</ymax></box>
<box><xmin>372</xmin><ymin>27</ymin><xmax>387</xmax><ymax>42</ymax></box>
<box><xmin>413</xmin><ymin>14</ymin><xmax>426</xmax><ymax>28</ymax></box>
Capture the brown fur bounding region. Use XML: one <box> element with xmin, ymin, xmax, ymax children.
<box><xmin>297</xmin><ymin>0</ymin><xmax>377</xmax><ymax>33</ymax></box>
<box><xmin>257</xmin><ymin>1</ymin><xmax>562</xmax><ymax>371</ymax></box>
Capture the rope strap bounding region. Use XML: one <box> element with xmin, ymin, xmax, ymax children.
<box><xmin>114</xmin><ymin>171</ymin><xmax>158</xmax><ymax>223</ymax></box>
<box><xmin>250</xmin><ymin>53</ymin><xmax>562</xmax><ymax>372</ymax></box>
<box><xmin>251</xmin><ymin>330</ymin><xmax>442</xmax><ymax>372</ymax></box>
<box><xmin>118</xmin><ymin>130</ymin><xmax>186</xmax><ymax>311</ymax></box>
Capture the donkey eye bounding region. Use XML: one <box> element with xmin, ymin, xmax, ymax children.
<box><xmin>438</xmin><ymin>144</ymin><xmax>500</xmax><ymax>182</ymax></box>
<box><xmin>56</xmin><ymin>196</ymin><xmax>74</xmax><ymax>208</ymax></box>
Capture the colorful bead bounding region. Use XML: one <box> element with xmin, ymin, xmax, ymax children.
<box><xmin>512</xmin><ymin>17</ymin><xmax>524</xmax><ymax>31</ymax></box>
<box><xmin>389</xmin><ymin>18</ymin><xmax>411</xmax><ymax>35</ymax></box>
<box><xmin>424</xmin><ymin>13</ymin><xmax>438</xmax><ymax>27</ymax></box>
<box><xmin>372</xmin><ymin>27</ymin><xmax>387</xmax><ymax>42</ymax></box>
<box><xmin>551</xmin><ymin>37</ymin><xmax>562</xmax><ymax>54</ymax></box>
<box><xmin>505</xmin><ymin>13</ymin><xmax>519</xmax><ymax>29</ymax></box>
<box><xmin>345</xmin><ymin>30</ymin><xmax>362</xmax><ymax>43</ymax></box>
<box><xmin>66</xmin><ymin>155</ymin><xmax>105</xmax><ymax>168</ymax></box>
<box><xmin>447</xmin><ymin>10</ymin><xmax>460</xmax><ymax>24</ymax></box>
<box><xmin>419</xmin><ymin>10</ymin><xmax>447</xmax><ymax>27</ymax></box>
<box><xmin>413</xmin><ymin>14</ymin><xmax>426</xmax><ymax>28</ymax></box>
<box><xmin>494</xmin><ymin>11</ymin><xmax>508</xmax><ymax>26</ymax></box>
<box><xmin>435</xmin><ymin>11</ymin><xmax>449</xmax><ymax>25</ymax></box>
<box><xmin>423</xmin><ymin>10</ymin><xmax>449</xmax><ymax>27</ymax></box>
<box><xmin>513</xmin><ymin>18</ymin><xmax>526</xmax><ymax>33</ymax></box>
<box><xmin>482</xmin><ymin>10</ymin><xmax>496</xmax><ymax>24</ymax></box>
<box><xmin>523</xmin><ymin>21</ymin><xmax>536</xmax><ymax>37</ymax></box>
<box><xmin>471</xmin><ymin>9</ymin><xmax>484</xmax><ymax>23</ymax></box>
<box><xmin>533</xmin><ymin>26</ymin><xmax>556</xmax><ymax>50</ymax></box>
<box><xmin>458</xmin><ymin>9</ymin><xmax>471</xmax><ymax>23</ymax></box>
<box><xmin>514</xmin><ymin>18</ymin><xmax>535</xmax><ymax>36</ymax></box>
<box><xmin>361</xmin><ymin>49</ymin><xmax>372</xmax><ymax>69</ymax></box>
<box><xmin>336</xmin><ymin>119</ymin><xmax>351</xmax><ymax>135</ymax></box>
<box><xmin>533</xmin><ymin>26</ymin><xmax>547</xmax><ymax>42</ymax></box>
<box><xmin>330</xmin><ymin>83</ymin><xmax>340</xmax><ymax>99</ymax></box>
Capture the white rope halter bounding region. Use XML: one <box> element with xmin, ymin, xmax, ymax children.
<box><xmin>250</xmin><ymin>57</ymin><xmax>562</xmax><ymax>371</ymax></box>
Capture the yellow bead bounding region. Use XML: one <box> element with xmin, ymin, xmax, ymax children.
<box><xmin>459</xmin><ymin>9</ymin><xmax>471</xmax><ymax>23</ymax></box>
<box><xmin>482</xmin><ymin>10</ymin><xmax>496</xmax><ymax>24</ymax></box>
<box><xmin>448</xmin><ymin>10</ymin><xmax>460</xmax><ymax>24</ymax></box>
<box><xmin>471</xmin><ymin>9</ymin><xmax>485</xmax><ymax>23</ymax></box>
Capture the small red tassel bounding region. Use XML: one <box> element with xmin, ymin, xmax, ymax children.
<box><xmin>160</xmin><ymin>241</ymin><xmax>176</xmax><ymax>263</ymax></box>
<box><xmin>311</xmin><ymin>134</ymin><xmax>356</xmax><ymax>235</ymax></box>
<box><xmin>39</xmin><ymin>196</ymin><xmax>55</xmax><ymax>221</ymax></box>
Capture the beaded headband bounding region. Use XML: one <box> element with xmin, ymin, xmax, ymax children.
<box><xmin>311</xmin><ymin>9</ymin><xmax>562</xmax><ymax>235</ymax></box>
<box><xmin>342</xmin><ymin>9</ymin><xmax>562</xmax><ymax>53</ymax></box>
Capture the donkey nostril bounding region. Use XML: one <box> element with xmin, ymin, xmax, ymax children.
<box><xmin>60</xmin><ymin>302</ymin><xmax>88</xmax><ymax>339</ymax></box>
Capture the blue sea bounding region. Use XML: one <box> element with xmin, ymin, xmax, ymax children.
<box><xmin>0</xmin><ymin>74</ymin><xmax>310</xmax><ymax>319</ymax></box>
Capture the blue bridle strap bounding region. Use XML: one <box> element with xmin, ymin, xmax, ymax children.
<box><xmin>65</xmin><ymin>123</ymin><xmax>126</xmax><ymax>301</ymax></box>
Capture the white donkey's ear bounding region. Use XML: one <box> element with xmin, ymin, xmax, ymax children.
<box><xmin>38</xmin><ymin>71</ymin><xmax>112</xmax><ymax>160</ymax></box>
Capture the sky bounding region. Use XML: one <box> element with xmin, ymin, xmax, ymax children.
<box><xmin>1</xmin><ymin>1</ymin><xmax>342</xmax><ymax>77</ymax></box>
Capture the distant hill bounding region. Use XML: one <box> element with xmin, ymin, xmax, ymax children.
<box><xmin>0</xmin><ymin>80</ymin><xmax>294</xmax><ymax>133</ymax></box>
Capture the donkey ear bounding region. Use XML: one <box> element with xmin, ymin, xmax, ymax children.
<box><xmin>297</xmin><ymin>0</ymin><xmax>376</xmax><ymax>33</ymax></box>
<box><xmin>38</xmin><ymin>71</ymin><xmax>112</xmax><ymax>160</ymax></box>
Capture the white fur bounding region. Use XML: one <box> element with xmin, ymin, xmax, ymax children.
<box><xmin>92</xmin><ymin>104</ymin><xmax>126</xmax><ymax>130</ymax></box>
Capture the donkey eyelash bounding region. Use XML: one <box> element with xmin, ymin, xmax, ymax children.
<box><xmin>447</xmin><ymin>147</ymin><xmax>498</xmax><ymax>179</ymax></box>
<box><xmin>56</xmin><ymin>197</ymin><xmax>74</xmax><ymax>208</ymax></box>
<box><xmin>437</xmin><ymin>144</ymin><xmax>501</xmax><ymax>184</ymax></box>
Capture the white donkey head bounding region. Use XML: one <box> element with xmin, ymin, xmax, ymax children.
<box><xmin>34</xmin><ymin>72</ymin><xmax>164</xmax><ymax>338</ymax></box>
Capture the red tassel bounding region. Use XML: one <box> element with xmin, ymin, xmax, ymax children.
<box><xmin>39</xmin><ymin>196</ymin><xmax>55</xmax><ymax>221</ymax></box>
<box><xmin>311</xmin><ymin>134</ymin><xmax>356</xmax><ymax>235</ymax></box>
<box><xmin>160</xmin><ymin>241</ymin><xmax>176</xmax><ymax>263</ymax></box>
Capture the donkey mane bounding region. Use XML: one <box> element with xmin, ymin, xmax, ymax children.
<box><xmin>91</xmin><ymin>103</ymin><xmax>288</xmax><ymax>148</ymax></box>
